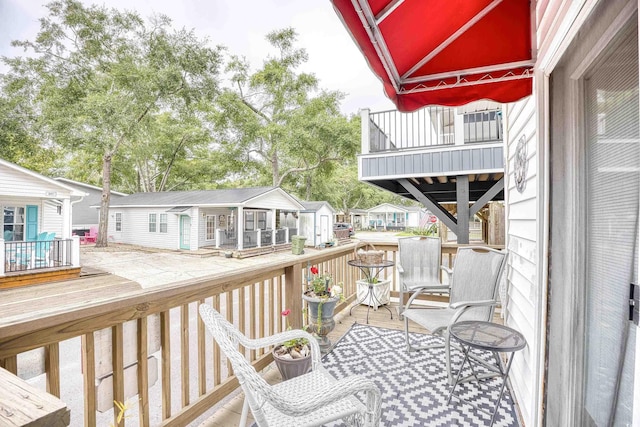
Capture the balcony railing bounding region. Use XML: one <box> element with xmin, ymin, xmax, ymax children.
<box><xmin>2</xmin><ymin>238</ymin><xmax>76</xmax><ymax>274</ymax></box>
<box><xmin>366</xmin><ymin>107</ymin><xmax>502</xmax><ymax>153</ymax></box>
<box><xmin>0</xmin><ymin>242</ymin><xmax>477</xmax><ymax>426</ymax></box>
<box><xmin>275</xmin><ymin>228</ymin><xmax>287</xmax><ymax>244</ymax></box>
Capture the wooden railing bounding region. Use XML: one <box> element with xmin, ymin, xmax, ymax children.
<box><xmin>0</xmin><ymin>241</ymin><xmax>482</xmax><ymax>426</ymax></box>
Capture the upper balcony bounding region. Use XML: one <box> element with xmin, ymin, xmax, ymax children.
<box><xmin>359</xmin><ymin>105</ymin><xmax>504</xmax><ymax>203</ymax></box>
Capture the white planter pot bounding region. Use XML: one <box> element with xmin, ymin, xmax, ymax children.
<box><xmin>356</xmin><ymin>278</ymin><xmax>390</xmax><ymax>309</ymax></box>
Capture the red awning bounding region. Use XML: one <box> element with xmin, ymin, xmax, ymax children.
<box><xmin>331</xmin><ymin>0</ymin><xmax>534</xmax><ymax>111</ymax></box>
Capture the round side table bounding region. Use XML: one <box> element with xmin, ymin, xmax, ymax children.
<box><xmin>447</xmin><ymin>321</ymin><xmax>526</xmax><ymax>426</ymax></box>
<box><xmin>347</xmin><ymin>259</ymin><xmax>394</xmax><ymax>323</ymax></box>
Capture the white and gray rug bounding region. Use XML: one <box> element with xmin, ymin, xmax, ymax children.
<box><xmin>321</xmin><ymin>323</ymin><xmax>521</xmax><ymax>427</ymax></box>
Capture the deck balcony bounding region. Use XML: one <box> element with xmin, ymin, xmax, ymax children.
<box><xmin>1</xmin><ymin>236</ymin><xmax>81</xmax><ymax>289</ymax></box>
<box><xmin>0</xmin><ymin>242</ymin><xmax>514</xmax><ymax>426</ymax></box>
<box><xmin>359</xmin><ymin>105</ymin><xmax>505</xmax><ymax>244</ymax></box>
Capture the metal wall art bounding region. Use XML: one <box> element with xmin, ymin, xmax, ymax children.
<box><xmin>514</xmin><ymin>135</ymin><xmax>528</xmax><ymax>193</ymax></box>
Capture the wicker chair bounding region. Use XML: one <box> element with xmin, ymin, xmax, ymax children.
<box><xmin>402</xmin><ymin>246</ymin><xmax>507</xmax><ymax>383</ymax></box>
<box><xmin>198</xmin><ymin>304</ymin><xmax>381</xmax><ymax>426</ymax></box>
<box><xmin>397</xmin><ymin>236</ymin><xmax>451</xmax><ymax>319</ymax></box>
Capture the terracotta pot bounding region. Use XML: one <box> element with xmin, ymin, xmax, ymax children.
<box><xmin>272</xmin><ymin>346</ymin><xmax>311</xmax><ymax>381</ymax></box>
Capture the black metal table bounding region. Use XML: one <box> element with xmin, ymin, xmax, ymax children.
<box><xmin>447</xmin><ymin>321</ymin><xmax>527</xmax><ymax>426</ymax></box>
<box><xmin>348</xmin><ymin>259</ymin><xmax>394</xmax><ymax>323</ymax></box>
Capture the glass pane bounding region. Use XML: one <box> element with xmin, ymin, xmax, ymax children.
<box><xmin>583</xmin><ymin>24</ymin><xmax>638</xmax><ymax>426</ymax></box>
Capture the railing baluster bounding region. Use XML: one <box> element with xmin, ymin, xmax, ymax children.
<box><xmin>226</xmin><ymin>292</ymin><xmax>233</xmax><ymax>376</ymax></box>
<box><xmin>137</xmin><ymin>316</ymin><xmax>150</xmax><ymax>427</ymax></box>
<box><xmin>160</xmin><ymin>310</ymin><xmax>171</xmax><ymax>420</ymax></box>
<box><xmin>180</xmin><ymin>304</ymin><xmax>190</xmax><ymax>408</ymax></box>
<box><xmin>112</xmin><ymin>323</ymin><xmax>124</xmax><ymax>427</ymax></box>
<box><xmin>198</xmin><ymin>299</ymin><xmax>206</xmax><ymax>397</ymax></box>
<box><xmin>268</xmin><ymin>278</ymin><xmax>275</xmax><ymax>337</ymax></box>
<box><xmin>0</xmin><ymin>355</ymin><xmax>17</xmax><ymax>374</ymax></box>
<box><xmin>258</xmin><ymin>281</ymin><xmax>265</xmax><ymax>357</ymax></box>
<box><xmin>249</xmin><ymin>283</ymin><xmax>256</xmax><ymax>361</ymax></box>
<box><xmin>212</xmin><ymin>295</ymin><xmax>221</xmax><ymax>386</ymax></box>
<box><xmin>82</xmin><ymin>332</ymin><xmax>97</xmax><ymax>427</ymax></box>
<box><xmin>239</xmin><ymin>287</ymin><xmax>246</xmax><ymax>358</ymax></box>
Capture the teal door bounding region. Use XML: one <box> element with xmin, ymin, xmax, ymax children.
<box><xmin>25</xmin><ymin>205</ymin><xmax>38</xmax><ymax>241</ymax></box>
<box><xmin>180</xmin><ymin>215</ymin><xmax>191</xmax><ymax>250</ymax></box>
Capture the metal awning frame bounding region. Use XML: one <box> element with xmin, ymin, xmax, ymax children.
<box><xmin>351</xmin><ymin>0</ymin><xmax>536</xmax><ymax>95</ymax></box>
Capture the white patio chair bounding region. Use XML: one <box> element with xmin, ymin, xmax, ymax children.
<box><xmin>198</xmin><ymin>303</ymin><xmax>381</xmax><ymax>427</ymax></box>
<box><xmin>397</xmin><ymin>236</ymin><xmax>452</xmax><ymax>319</ymax></box>
<box><xmin>402</xmin><ymin>246</ymin><xmax>507</xmax><ymax>383</ymax></box>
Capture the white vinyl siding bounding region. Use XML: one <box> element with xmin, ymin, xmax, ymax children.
<box><xmin>504</xmin><ymin>94</ymin><xmax>538</xmax><ymax>427</ymax></box>
<box><xmin>108</xmin><ymin>208</ymin><xmax>184</xmax><ymax>250</ymax></box>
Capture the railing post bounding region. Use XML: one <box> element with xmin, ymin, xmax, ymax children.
<box><xmin>257</xmin><ymin>229</ymin><xmax>262</xmax><ymax>248</ymax></box>
<box><xmin>284</xmin><ymin>263</ymin><xmax>303</xmax><ymax>329</ymax></box>
<box><xmin>360</xmin><ymin>108</ymin><xmax>370</xmax><ymax>154</ymax></box>
<box><xmin>71</xmin><ymin>236</ymin><xmax>80</xmax><ymax>268</ymax></box>
<box><xmin>215</xmin><ymin>229</ymin><xmax>221</xmax><ymax>249</ymax></box>
<box><xmin>285</xmin><ymin>227</ymin><xmax>289</xmax><ymax>243</ymax></box>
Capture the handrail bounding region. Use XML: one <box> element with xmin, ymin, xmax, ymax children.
<box><xmin>0</xmin><ymin>241</ymin><xmax>499</xmax><ymax>426</ymax></box>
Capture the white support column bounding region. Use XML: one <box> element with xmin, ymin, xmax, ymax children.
<box><xmin>454</xmin><ymin>108</ymin><xmax>465</xmax><ymax>145</ymax></box>
<box><xmin>215</xmin><ymin>229</ymin><xmax>221</xmax><ymax>249</ymax></box>
<box><xmin>271</xmin><ymin>209</ymin><xmax>277</xmax><ymax>245</ymax></box>
<box><xmin>62</xmin><ymin>198</ymin><xmax>71</xmax><ymax>238</ymax></box>
<box><xmin>257</xmin><ymin>229</ymin><xmax>262</xmax><ymax>248</ymax></box>
<box><xmin>70</xmin><ymin>236</ymin><xmax>81</xmax><ymax>267</ymax></box>
<box><xmin>237</xmin><ymin>207</ymin><xmax>244</xmax><ymax>250</ymax></box>
<box><xmin>285</xmin><ymin>227</ymin><xmax>289</xmax><ymax>242</ymax></box>
<box><xmin>360</xmin><ymin>108</ymin><xmax>370</xmax><ymax>155</ymax></box>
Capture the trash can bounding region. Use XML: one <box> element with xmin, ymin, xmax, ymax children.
<box><xmin>291</xmin><ymin>235</ymin><xmax>306</xmax><ymax>255</ymax></box>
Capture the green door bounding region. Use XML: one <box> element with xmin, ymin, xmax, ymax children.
<box><xmin>25</xmin><ymin>205</ymin><xmax>38</xmax><ymax>241</ymax></box>
<box><xmin>180</xmin><ymin>215</ymin><xmax>191</xmax><ymax>250</ymax></box>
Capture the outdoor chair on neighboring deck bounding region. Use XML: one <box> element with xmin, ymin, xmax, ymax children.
<box><xmin>402</xmin><ymin>246</ymin><xmax>508</xmax><ymax>383</ymax></box>
<box><xmin>80</xmin><ymin>226</ymin><xmax>98</xmax><ymax>245</ymax></box>
<box><xmin>397</xmin><ymin>236</ymin><xmax>451</xmax><ymax>319</ymax></box>
<box><xmin>198</xmin><ymin>304</ymin><xmax>381</xmax><ymax>427</ymax></box>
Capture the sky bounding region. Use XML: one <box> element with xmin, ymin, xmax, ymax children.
<box><xmin>0</xmin><ymin>0</ymin><xmax>396</xmax><ymax>115</ymax></box>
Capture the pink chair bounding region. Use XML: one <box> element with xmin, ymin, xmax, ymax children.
<box><xmin>80</xmin><ymin>226</ymin><xmax>98</xmax><ymax>245</ymax></box>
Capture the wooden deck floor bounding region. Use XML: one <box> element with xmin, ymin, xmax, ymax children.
<box><xmin>197</xmin><ymin>301</ymin><xmax>497</xmax><ymax>427</ymax></box>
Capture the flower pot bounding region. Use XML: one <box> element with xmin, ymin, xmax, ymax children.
<box><xmin>224</xmin><ymin>251</ymin><xmax>233</xmax><ymax>258</ymax></box>
<box><xmin>272</xmin><ymin>345</ymin><xmax>312</xmax><ymax>381</ymax></box>
<box><xmin>302</xmin><ymin>293</ymin><xmax>339</xmax><ymax>354</ymax></box>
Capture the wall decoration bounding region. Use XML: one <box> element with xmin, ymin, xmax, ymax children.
<box><xmin>514</xmin><ymin>135</ymin><xmax>528</xmax><ymax>193</ymax></box>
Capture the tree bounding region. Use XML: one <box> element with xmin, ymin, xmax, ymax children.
<box><xmin>213</xmin><ymin>28</ymin><xmax>357</xmax><ymax>188</ymax></box>
<box><xmin>4</xmin><ymin>0</ymin><xmax>223</xmax><ymax>246</ymax></box>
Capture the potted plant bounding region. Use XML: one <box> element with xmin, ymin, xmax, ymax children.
<box><xmin>272</xmin><ymin>309</ymin><xmax>312</xmax><ymax>380</ymax></box>
<box><xmin>302</xmin><ymin>266</ymin><xmax>344</xmax><ymax>354</ymax></box>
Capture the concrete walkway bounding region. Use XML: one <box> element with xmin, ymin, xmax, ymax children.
<box><xmin>80</xmin><ymin>232</ymin><xmax>402</xmax><ymax>288</ymax></box>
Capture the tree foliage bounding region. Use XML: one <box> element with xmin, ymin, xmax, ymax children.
<box><xmin>3</xmin><ymin>0</ymin><xmax>223</xmax><ymax>246</ymax></box>
<box><xmin>212</xmin><ymin>28</ymin><xmax>358</xmax><ymax>188</ymax></box>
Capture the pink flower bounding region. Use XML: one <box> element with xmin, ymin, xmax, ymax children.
<box><xmin>310</xmin><ymin>266</ymin><xmax>319</xmax><ymax>275</ymax></box>
<box><xmin>281</xmin><ymin>309</ymin><xmax>291</xmax><ymax>317</ymax></box>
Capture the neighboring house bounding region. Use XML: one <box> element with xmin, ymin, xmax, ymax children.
<box><xmin>0</xmin><ymin>158</ymin><xmax>84</xmax><ymax>277</ymax></box>
<box><xmin>54</xmin><ymin>177</ymin><xmax>127</xmax><ymax>233</ymax></box>
<box><xmin>366</xmin><ymin>203</ymin><xmax>425</xmax><ymax>230</ymax></box>
<box><xmin>347</xmin><ymin>209</ymin><xmax>367</xmax><ymax>230</ymax></box>
<box><xmin>106</xmin><ymin>187</ymin><xmax>304</xmax><ymax>251</ymax></box>
<box><xmin>333</xmin><ymin>0</ymin><xmax>640</xmax><ymax>425</ymax></box>
<box><xmin>298</xmin><ymin>201</ymin><xmax>336</xmax><ymax>247</ymax></box>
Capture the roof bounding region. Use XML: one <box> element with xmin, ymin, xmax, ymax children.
<box><xmin>300</xmin><ymin>201</ymin><xmax>336</xmax><ymax>213</ymax></box>
<box><xmin>0</xmin><ymin>158</ymin><xmax>85</xmax><ymax>197</ymax></box>
<box><xmin>54</xmin><ymin>177</ymin><xmax>128</xmax><ymax>196</ymax></box>
<box><xmin>367</xmin><ymin>203</ymin><xmax>423</xmax><ymax>213</ymax></box>
<box><xmin>108</xmin><ymin>187</ymin><xmax>304</xmax><ymax>209</ymax></box>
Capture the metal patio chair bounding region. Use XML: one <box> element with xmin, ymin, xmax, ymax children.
<box><xmin>397</xmin><ymin>236</ymin><xmax>451</xmax><ymax>319</ymax></box>
<box><xmin>198</xmin><ymin>303</ymin><xmax>381</xmax><ymax>427</ymax></box>
<box><xmin>402</xmin><ymin>246</ymin><xmax>508</xmax><ymax>383</ymax></box>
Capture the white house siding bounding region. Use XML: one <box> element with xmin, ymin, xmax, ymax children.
<box><xmin>504</xmin><ymin>93</ymin><xmax>539</xmax><ymax>427</ymax></box>
<box><xmin>299</xmin><ymin>206</ymin><xmax>334</xmax><ymax>247</ymax></box>
<box><xmin>245</xmin><ymin>190</ymin><xmax>299</xmax><ymax>210</ymax></box>
<box><xmin>0</xmin><ymin>165</ymin><xmax>71</xmax><ymax>199</ymax></box>
<box><xmin>42</xmin><ymin>200</ymin><xmax>63</xmax><ymax>237</ymax></box>
<box><xmin>108</xmin><ymin>207</ymin><xmax>187</xmax><ymax>250</ymax></box>
<box><xmin>198</xmin><ymin>208</ymin><xmax>231</xmax><ymax>248</ymax></box>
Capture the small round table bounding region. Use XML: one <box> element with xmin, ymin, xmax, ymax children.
<box><xmin>347</xmin><ymin>259</ymin><xmax>394</xmax><ymax>323</ymax></box>
<box><xmin>447</xmin><ymin>321</ymin><xmax>526</xmax><ymax>426</ymax></box>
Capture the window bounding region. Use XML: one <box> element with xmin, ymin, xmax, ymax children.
<box><xmin>115</xmin><ymin>212</ymin><xmax>122</xmax><ymax>231</ymax></box>
<box><xmin>206</xmin><ymin>215</ymin><xmax>216</xmax><ymax>240</ymax></box>
<box><xmin>245</xmin><ymin>211</ymin><xmax>255</xmax><ymax>231</ymax></box>
<box><xmin>160</xmin><ymin>214</ymin><xmax>167</xmax><ymax>233</ymax></box>
<box><xmin>258</xmin><ymin>211</ymin><xmax>267</xmax><ymax>230</ymax></box>
<box><xmin>3</xmin><ymin>206</ymin><xmax>25</xmax><ymax>241</ymax></box>
<box><xmin>148</xmin><ymin>214</ymin><xmax>157</xmax><ymax>232</ymax></box>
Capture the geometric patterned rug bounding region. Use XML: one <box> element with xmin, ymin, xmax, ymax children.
<box><xmin>321</xmin><ymin>323</ymin><xmax>522</xmax><ymax>427</ymax></box>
